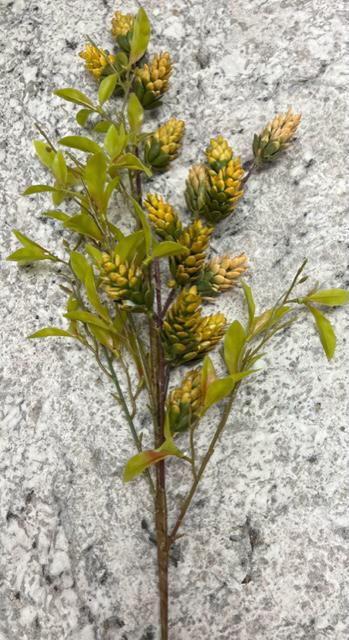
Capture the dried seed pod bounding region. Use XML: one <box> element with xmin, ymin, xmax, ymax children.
<box><xmin>144</xmin><ymin>193</ymin><xmax>183</xmax><ymax>240</ymax></box>
<box><xmin>253</xmin><ymin>108</ymin><xmax>301</xmax><ymax>165</ymax></box>
<box><xmin>144</xmin><ymin>118</ymin><xmax>185</xmax><ymax>170</ymax></box>
<box><xmin>134</xmin><ymin>52</ymin><xmax>172</xmax><ymax>108</ymax></box>
<box><xmin>171</xmin><ymin>220</ymin><xmax>213</xmax><ymax>286</ymax></box>
<box><xmin>167</xmin><ymin>368</ymin><xmax>203</xmax><ymax>433</ymax></box>
<box><xmin>99</xmin><ymin>253</ymin><xmax>152</xmax><ymax>310</ymax></box>
<box><xmin>162</xmin><ymin>286</ymin><xmax>226</xmax><ymax>365</ymax></box>
<box><xmin>197</xmin><ymin>254</ymin><xmax>248</xmax><ymax>297</ymax></box>
<box><xmin>79</xmin><ymin>44</ymin><xmax>116</xmax><ymax>80</ymax></box>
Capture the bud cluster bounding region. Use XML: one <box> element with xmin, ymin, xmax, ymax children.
<box><xmin>162</xmin><ymin>286</ymin><xmax>226</xmax><ymax>365</ymax></box>
<box><xmin>168</xmin><ymin>369</ymin><xmax>203</xmax><ymax>433</ymax></box>
<box><xmin>111</xmin><ymin>10</ymin><xmax>134</xmax><ymax>51</ymax></box>
<box><xmin>253</xmin><ymin>108</ymin><xmax>301</xmax><ymax>165</ymax></box>
<box><xmin>185</xmin><ymin>136</ymin><xmax>244</xmax><ymax>224</ymax></box>
<box><xmin>79</xmin><ymin>44</ymin><xmax>116</xmax><ymax>79</ymax></box>
<box><xmin>197</xmin><ymin>254</ymin><xmax>248</xmax><ymax>298</ymax></box>
<box><xmin>135</xmin><ymin>52</ymin><xmax>172</xmax><ymax>108</ymax></box>
<box><xmin>144</xmin><ymin>118</ymin><xmax>185</xmax><ymax>170</ymax></box>
<box><xmin>99</xmin><ymin>253</ymin><xmax>152</xmax><ymax>310</ymax></box>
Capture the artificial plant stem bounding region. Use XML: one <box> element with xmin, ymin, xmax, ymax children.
<box><xmin>168</xmin><ymin>386</ymin><xmax>240</xmax><ymax>548</ymax></box>
<box><xmin>148</xmin><ymin>261</ymin><xmax>170</xmax><ymax>640</ymax></box>
<box><xmin>104</xmin><ymin>349</ymin><xmax>155</xmax><ymax>495</ymax></box>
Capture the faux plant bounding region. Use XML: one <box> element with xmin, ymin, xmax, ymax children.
<box><xmin>7</xmin><ymin>7</ymin><xmax>348</xmax><ymax>639</ymax></box>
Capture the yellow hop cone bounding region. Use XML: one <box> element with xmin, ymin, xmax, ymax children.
<box><xmin>168</xmin><ymin>368</ymin><xmax>203</xmax><ymax>433</ymax></box>
<box><xmin>171</xmin><ymin>219</ymin><xmax>213</xmax><ymax>286</ymax></box>
<box><xmin>79</xmin><ymin>44</ymin><xmax>116</xmax><ymax>80</ymax></box>
<box><xmin>144</xmin><ymin>118</ymin><xmax>185</xmax><ymax>170</ymax></box>
<box><xmin>162</xmin><ymin>286</ymin><xmax>226</xmax><ymax>365</ymax></box>
<box><xmin>204</xmin><ymin>158</ymin><xmax>244</xmax><ymax>223</ymax></box>
<box><xmin>111</xmin><ymin>10</ymin><xmax>134</xmax><ymax>51</ymax></box>
<box><xmin>134</xmin><ymin>52</ymin><xmax>172</xmax><ymax>108</ymax></box>
<box><xmin>144</xmin><ymin>193</ymin><xmax>183</xmax><ymax>240</ymax></box>
<box><xmin>99</xmin><ymin>253</ymin><xmax>152</xmax><ymax>310</ymax></box>
<box><xmin>197</xmin><ymin>254</ymin><xmax>248</xmax><ymax>298</ymax></box>
<box><xmin>253</xmin><ymin>108</ymin><xmax>301</xmax><ymax>165</ymax></box>
<box><xmin>185</xmin><ymin>164</ymin><xmax>210</xmax><ymax>218</ymax></box>
<box><xmin>205</xmin><ymin>135</ymin><xmax>233</xmax><ymax>173</ymax></box>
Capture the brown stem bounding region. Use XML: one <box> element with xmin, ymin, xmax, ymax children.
<box><xmin>135</xmin><ymin>141</ymin><xmax>169</xmax><ymax>638</ymax></box>
<box><xmin>148</xmin><ymin>261</ymin><xmax>169</xmax><ymax>640</ymax></box>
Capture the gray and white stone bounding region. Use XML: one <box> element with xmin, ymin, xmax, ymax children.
<box><xmin>0</xmin><ymin>0</ymin><xmax>349</xmax><ymax>638</ymax></box>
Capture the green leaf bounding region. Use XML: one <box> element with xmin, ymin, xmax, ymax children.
<box><xmin>103</xmin><ymin>176</ymin><xmax>121</xmax><ymax>210</ymax></box>
<box><xmin>41</xmin><ymin>210</ymin><xmax>70</xmax><ymax>222</ymax></box>
<box><xmin>85</xmin><ymin>243</ymin><xmax>103</xmax><ymax>266</ymax></box>
<box><xmin>88</xmin><ymin>324</ymin><xmax>114</xmax><ymax>349</ymax></box>
<box><xmin>130</xmin><ymin>7</ymin><xmax>151</xmax><ymax>64</ymax></box>
<box><xmin>93</xmin><ymin>120</ymin><xmax>111</xmax><ymax>133</ymax></box>
<box><xmin>76</xmin><ymin>108</ymin><xmax>92</xmax><ymax>127</ymax></box>
<box><xmin>201</xmin><ymin>355</ymin><xmax>217</xmax><ymax>399</ymax></box>
<box><xmin>28</xmin><ymin>327</ymin><xmax>74</xmax><ymax>339</ymax></box>
<box><xmin>58</xmin><ymin>136</ymin><xmax>102</xmax><ymax>155</ymax></box>
<box><xmin>7</xmin><ymin>248</ymin><xmax>49</xmax><ymax>262</ymax></box>
<box><xmin>108</xmin><ymin>221</ymin><xmax>124</xmax><ymax>241</ymax></box>
<box><xmin>115</xmin><ymin>230</ymin><xmax>145</xmax><ymax>262</ymax></box>
<box><xmin>84</xmin><ymin>265</ymin><xmax>110</xmax><ymax>322</ymax></box>
<box><xmin>70</xmin><ymin>251</ymin><xmax>89</xmax><ymax>282</ymax></box>
<box><xmin>64</xmin><ymin>214</ymin><xmax>103</xmax><ymax>241</ymax></box>
<box><xmin>7</xmin><ymin>230</ymin><xmax>55</xmax><ymax>262</ymax></box>
<box><xmin>33</xmin><ymin>140</ymin><xmax>55</xmax><ymax>169</ymax></box>
<box><xmin>23</xmin><ymin>184</ymin><xmax>58</xmax><ymax>195</ymax></box>
<box><xmin>204</xmin><ymin>371</ymin><xmax>258</xmax><ymax>411</ymax></box>
<box><xmin>104</xmin><ymin>123</ymin><xmax>127</xmax><ymax>159</ymax></box>
<box><xmin>250</xmin><ymin>305</ymin><xmax>291</xmax><ymax>338</ymax></box>
<box><xmin>98</xmin><ymin>73</ymin><xmax>118</xmax><ymax>105</ymax></box>
<box><xmin>84</xmin><ymin>152</ymin><xmax>107</xmax><ymax>202</ymax></box>
<box><xmin>130</xmin><ymin>197</ymin><xmax>152</xmax><ymax>255</ymax></box>
<box><xmin>305</xmin><ymin>289</ymin><xmax>349</xmax><ymax>307</ymax></box>
<box><xmin>111</xmin><ymin>152</ymin><xmax>152</xmax><ymax>176</ymax></box>
<box><xmin>307</xmin><ymin>305</ymin><xmax>336</xmax><ymax>360</ymax></box>
<box><xmin>241</xmin><ymin>281</ymin><xmax>255</xmax><ymax>329</ymax></box>
<box><xmin>54</xmin><ymin>88</ymin><xmax>94</xmax><ymax>109</ymax></box>
<box><xmin>52</xmin><ymin>151</ymin><xmax>67</xmax><ymax>184</ymax></box>
<box><xmin>152</xmin><ymin>241</ymin><xmax>188</xmax><ymax>259</ymax></box>
<box><xmin>127</xmin><ymin>93</ymin><xmax>144</xmax><ymax>133</ymax></box>
<box><xmin>123</xmin><ymin>439</ymin><xmax>184</xmax><ymax>482</ymax></box>
<box><xmin>224</xmin><ymin>320</ymin><xmax>246</xmax><ymax>374</ymax></box>
<box><xmin>64</xmin><ymin>310</ymin><xmax>112</xmax><ymax>331</ymax></box>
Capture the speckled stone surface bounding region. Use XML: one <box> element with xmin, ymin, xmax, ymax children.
<box><xmin>1</xmin><ymin>0</ymin><xmax>349</xmax><ymax>638</ymax></box>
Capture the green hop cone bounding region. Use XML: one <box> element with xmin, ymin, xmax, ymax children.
<box><xmin>144</xmin><ymin>193</ymin><xmax>183</xmax><ymax>240</ymax></box>
<box><xmin>162</xmin><ymin>286</ymin><xmax>226</xmax><ymax>366</ymax></box>
<box><xmin>111</xmin><ymin>10</ymin><xmax>134</xmax><ymax>52</ymax></box>
<box><xmin>99</xmin><ymin>252</ymin><xmax>153</xmax><ymax>311</ymax></box>
<box><xmin>144</xmin><ymin>117</ymin><xmax>185</xmax><ymax>170</ymax></box>
<box><xmin>167</xmin><ymin>368</ymin><xmax>203</xmax><ymax>433</ymax></box>
<box><xmin>205</xmin><ymin>135</ymin><xmax>233</xmax><ymax>173</ymax></box>
<box><xmin>134</xmin><ymin>52</ymin><xmax>172</xmax><ymax>109</ymax></box>
<box><xmin>185</xmin><ymin>164</ymin><xmax>210</xmax><ymax>218</ymax></box>
<box><xmin>197</xmin><ymin>253</ymin><xmax>248</xmax><ymax>298</ymax></box>
<box><xmin>253</xmin><ymin>108</ymin><xmax>301</xmax><ymax>165</ymax></box>
<box><xmin>170</xmin><ymin>219</ymin><xmax>213</xmax><ymax>287</ymax></box>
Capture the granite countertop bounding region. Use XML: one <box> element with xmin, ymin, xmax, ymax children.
<box><xmin>1</xmin><ymin>0</ymin><xmax>349</xmax><ymax>638</ymax></box>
